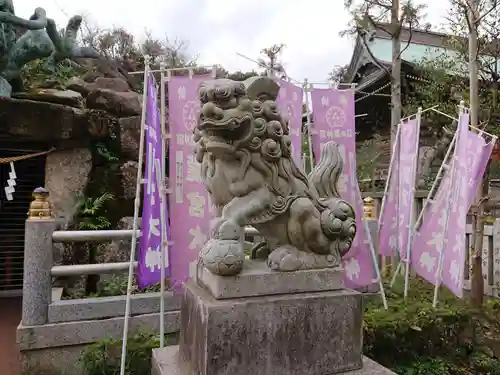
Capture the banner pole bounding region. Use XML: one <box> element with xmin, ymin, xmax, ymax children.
<box><xmin>403</xmin><ymin>108</ymin><xmax>422</xmax><ymax>299</ymax></box>
<box><xmin>389</xmin><ymin>109</ymin><xmax>405</xmax><ymax>288</ymax></box>
<box><xmin>363</xmin><ymin>218</ymin><xmax>389</xmax><ymax>309</ymax></box>
<box><xmin>414</xmin><ymin>133</ymin><xmax>457</xmax><ymax>233</ymax></box>
<box><xmin>119</xmin><ymin>56</ymin><xmax>150</xmax><ymax>375</ymax></box>
<box><xmin>377</xmin><ymin>123</ymin><xmax>402</xmax><ymax>249</ymax></box>
<box><xmin>353</xmin><ymin>82</ymin><xmax>387</xmax><ymax>308</ymax></box>
<box><xmin>353</xmin><ymin>156</ymin><xmax>387</xmax><ymax>308</ymax></box>
<box><xmin>155</xmin><ymin>158</ymin><xmax>169</xmax><ymax>347</ymax></box>
<box><xmin>159</xmin><ymin>62</ymin><xmax>167</xmax><ymax>348</ymax></box>
<box><xmin>303</xmin><ymin>79</ymin><xmax>315</xmax><ymax>173</ymax></box>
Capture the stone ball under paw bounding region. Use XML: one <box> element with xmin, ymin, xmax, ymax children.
<box><xmin>201</xmin><ymin>239</ymin><xmax>244</xmax><ymax>276</ymax></box>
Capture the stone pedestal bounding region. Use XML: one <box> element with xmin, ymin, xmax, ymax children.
<box><xmin>152</xmin><ymin>261</ymin><xmax>396</xmax><ymax>375</ymax></box>
<box><xmin>197</xmin><ymin>260</ymin><xmax>345</xmax><ymax>299</ymax></box>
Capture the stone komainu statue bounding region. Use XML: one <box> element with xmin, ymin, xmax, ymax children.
<box><xmin>194</xmin><ymin>76</ymin><xmax>357</xmax><ymax>276</ymax></box>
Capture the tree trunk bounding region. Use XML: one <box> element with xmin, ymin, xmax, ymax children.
<box><xmin>468</xmin><ymin>0</ymin><xmax>485</xmax><ymax>308</ymax></box>
<box><xmin>390</xmin><ymin>0</ymin><xmax>402</xmax><ymax>146</ymax></box>
<box><xmin>471</xmin><ymin>167</ymin><xmax>488</xmax><ymax>308</ymax></box>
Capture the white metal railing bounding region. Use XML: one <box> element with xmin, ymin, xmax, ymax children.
<box><xmin>52</xmin><ymin>229</ymin><xmax>140</xmax><ymax>242</ymax></box>
<box><xmin>49</xmin><ymin>226</ymin><xmax>261</xmax><ymax>277</ymax></box>
<box><xmin>51</xmin><ymin>262</ymin><xmax>136</xmax><ymax>276</ymax></box>
<box><xmin>22</xmin><ymin>217</ymin><xmax>263</xmax><ymax>327</ymax></box>
<box><xmin>52</xmin><ymin>227</ymin><xmax>259</xmax><ymax>243</ymax></box>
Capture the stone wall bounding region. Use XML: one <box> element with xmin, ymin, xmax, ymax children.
<box><xmin>2</xmin><ymin>75</ymin><xmax>145</xmax><ymax>291</ymax></box>
<box><xmin>45</xmin><ymin>148</ymin><xmax>93</xmax><ymax>222</ymax></box>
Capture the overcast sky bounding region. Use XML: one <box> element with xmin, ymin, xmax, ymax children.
<box><xmin>15</xmin><ymin>0</ymin><xmax>450</xmax><ymax>83</ymax></box>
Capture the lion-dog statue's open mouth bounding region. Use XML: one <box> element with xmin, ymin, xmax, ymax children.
<box><xmin>197</xmin><ymin>79</ymin><xmax>255</xmax><ymax>155</ymax></box>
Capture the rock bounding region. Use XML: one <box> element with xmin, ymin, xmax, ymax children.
<box><xmin>87</xmin><ymin>109</ymin><xmax>117</xmax><ymax>138</ymax></box>
<box><xmin>66</xmin><ymin>77</ymin><xmax>95</xmax><ymax>97</ymax></box>
<box><xmin>86</xmin><ymin>88</ymin><xmax>141</xmax><ymax>117</ymax></box>
<box><xmin>0</xmin><ymin>76</ymin><xmax>12</xmax><ymax>97</ymax></box>
<box><xmin>12</xmin><ymin>89</ymin><xmax>84</xmax><ymax>108</ymax></box>
<box><xmin>94</xmin><ymin>77</ymin><xmax>129</xmax><ymax>92</ymax></box>
<box><xmin>81</xmin><ymin>71</ymin><xmax>102</xmax><ymax>83</ymax></box>
<box><xmin>119</xmin><ymin>116</ymin><xmax>141</xmax><ymax>159</ymax></box>
<box><xmin>97</xmin><ymin>216</ymin><xmax>141</xmax><ymax>263</ymax></box>
<box><xmin>120</xmin><ymin>161</ymin><xmax>138</xmax><ymax>200</ymax></box>
<box><xmin>45</xmin><ymin>148</ymin><xmax>93</xmax><ymax>223</ymax></box>
<box><xmin>0</xmin><ymin>97</ymin><xmax>89</xmax><ymax>143</ymax></box>
<box><xmin>75</xmin><ymin>57</ymin><xmax>140</xmax><ymax>89</ymax></box>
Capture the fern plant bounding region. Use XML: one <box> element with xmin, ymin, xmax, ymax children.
<box><xmin>95</xmin><ymin>142</ymin><xmax>119</xmax><ymax>163</ymax></box>
<box><xmin>75</xmin><ymin>192</ymin><xmax>115</xmax><ymax>230</ymax></box>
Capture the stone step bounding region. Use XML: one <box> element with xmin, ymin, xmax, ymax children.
<box><xmin>152</xmin><ymin>345</ymin><xmax>397</xmax><ymax>375</ymax></box>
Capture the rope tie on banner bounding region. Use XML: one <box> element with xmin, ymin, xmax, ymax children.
<box><xmin>0</xmin><ymin>147</ymin><xmax>55</xmax><ymax>164</ymax></box>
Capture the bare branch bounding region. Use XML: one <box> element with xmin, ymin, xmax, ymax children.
<box><xmin>359</xmin><ymin>31</ymin><xmax>391</xmax><ymax>76</ymax></box>
<box><xmin>364</xmin><ymin>13</ymin><xmax>392</xmax><ymax>35</ymax></box>
<box><xmin>477</xmin><ymin>1</ymin><xmax>498</xmax><ymax>23</ymax></box>
<box><xmin>397</xmin><ymin>20</ymin><xmax>413</xmax><ymax>60</ymax></box>
<box><xmin>365</xmin><ymin>0</ymin><xmax>392</xmax><ymax>10</ymax></box>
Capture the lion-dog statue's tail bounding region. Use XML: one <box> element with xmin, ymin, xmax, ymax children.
<box><xmin>308</xmin><ymin>141</ymin><xmax>357</xmax><ymax>259</ymax></box>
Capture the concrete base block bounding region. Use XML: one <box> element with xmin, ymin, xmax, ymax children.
<box><xmin>197</xmin><ymin>260</ymin><xmax>344</xmax><ymax>299</ymax></box>
<box><xmin>17</xmin><ymin>311</ymin><xmax>180</xmax><ymax>350</ymax></box>
<box><xmin>152</xmin><ymin>346</ymin><xmax>397</xmax><ymax>375</ymax></box>
<box><xmin>178</xmin><ymin>281</ymin><xmax>363</xmax><ymax>375</ymax></box>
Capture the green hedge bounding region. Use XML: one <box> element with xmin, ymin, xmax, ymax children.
<box><xmin>365</xmin><ymin>277</ymin><xmax>500</xmax><ymax>374</ymax></box>
<box><xmin>80</xmin><ymin>332</ymin><xmax>168</xmax><ymax>375</ymax></box>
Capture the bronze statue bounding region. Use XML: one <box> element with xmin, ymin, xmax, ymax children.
<box><xmin>0</xmin><ymin>0</ymin><xmax>99</xmax><ymax>97</ymax></box>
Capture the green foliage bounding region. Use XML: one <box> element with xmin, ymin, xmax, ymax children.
<box><xmin>356</xmin><ymin>135</ymin><xmax>389</xmax><ymax>184</ymax></box>
<box><xmin>392</xmin><ymin>357</ymin><xmax>470</xmax><ymax>375</ymax></box>
<box><xmin>80</xmin><ymin>331</ymin><xmax>166</xmax><ymax>375</ymax></box>
<box><xmin>95</xmin><ymin>142</ymin><xmax>119</xmax><ymax>163</ymax></box>
<box><xmin>403</xmin><ymin>43</ymin><xmax>500</xmax><ymax>137</ymax></box>
<box><xmin>20</xmin><ymin>365</ymin><xmax>65</xmax><ymax>375</ymax></box>
<box><xmin>97</xmin><ymin>274</ymin><xmax>161</xmax><ymax>297</ymax></box>
<box><xmin>21</xmin><ymin>58</ymin><xmax>83</xmax><ymax>91</ymax></box>
<box><xmin>75</xmin><ymin>192</ymin><xmax>115</xmax><ymax>230</ymax></box>
<box><xmin>365</xmin><ymin>277</ymin><xmax>500</xmax><ymax>374</ymax></box>
<box><xmin>63</xmin><ymin>274</ymin><xmax>162</xmax><ymax>299</ymax></box>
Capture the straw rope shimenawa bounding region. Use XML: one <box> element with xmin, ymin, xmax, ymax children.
<box><xmin>0</xmin><ymin>147</ymin><xmax>55</xmax><ymax>164</ymax></box>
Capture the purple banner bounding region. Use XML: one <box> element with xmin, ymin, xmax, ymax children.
<box><xmin>440</xmin><ymin>112</ymin><xmax>470</xmax><ymax>297</ymax></box>
<box><xmin>378</xmin><ymin>119</ymin><xmax>420</xmax><ymax>259</ymax></box>
<box><xmin>378</xmin><ymin>133</ymin><xmax>400</xmax><ymax>256</ymax></box>
<box><xmin>275</xmin><ymin>80</ymin><xmax>303</xmax><ymax>165</ymax></box>
<box><xmin>397</xmin><ymin>119</ymin><xmax>420</xmax><ymax>261</ymax></box>
<box><xmin>467</xmin><ymin>133</ymin><xmax>494</xmax><ymax>207</ymax></box>
<box><xmin>137</xmin><ymin>74</ymin><xmax>169</xmax><ymax>288</ymax></box>
<box><xmin>310</xmin><ymin>87</ymin><xmax>376</xmax><ymax>288</ymax></box>
<box><xmin>429</xmin><ymin>131</ymin><xmax>489</xmax><ymax>214</ymax></box>
<box><xmin>411</xmin><ymin>112</ymin><xmax>470</xmax><ymax>294</ymax></box>
<box><xmin>168</xmin><ymin>74</ymin><xmax>213</xmax><ymax>289</ymax></box>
